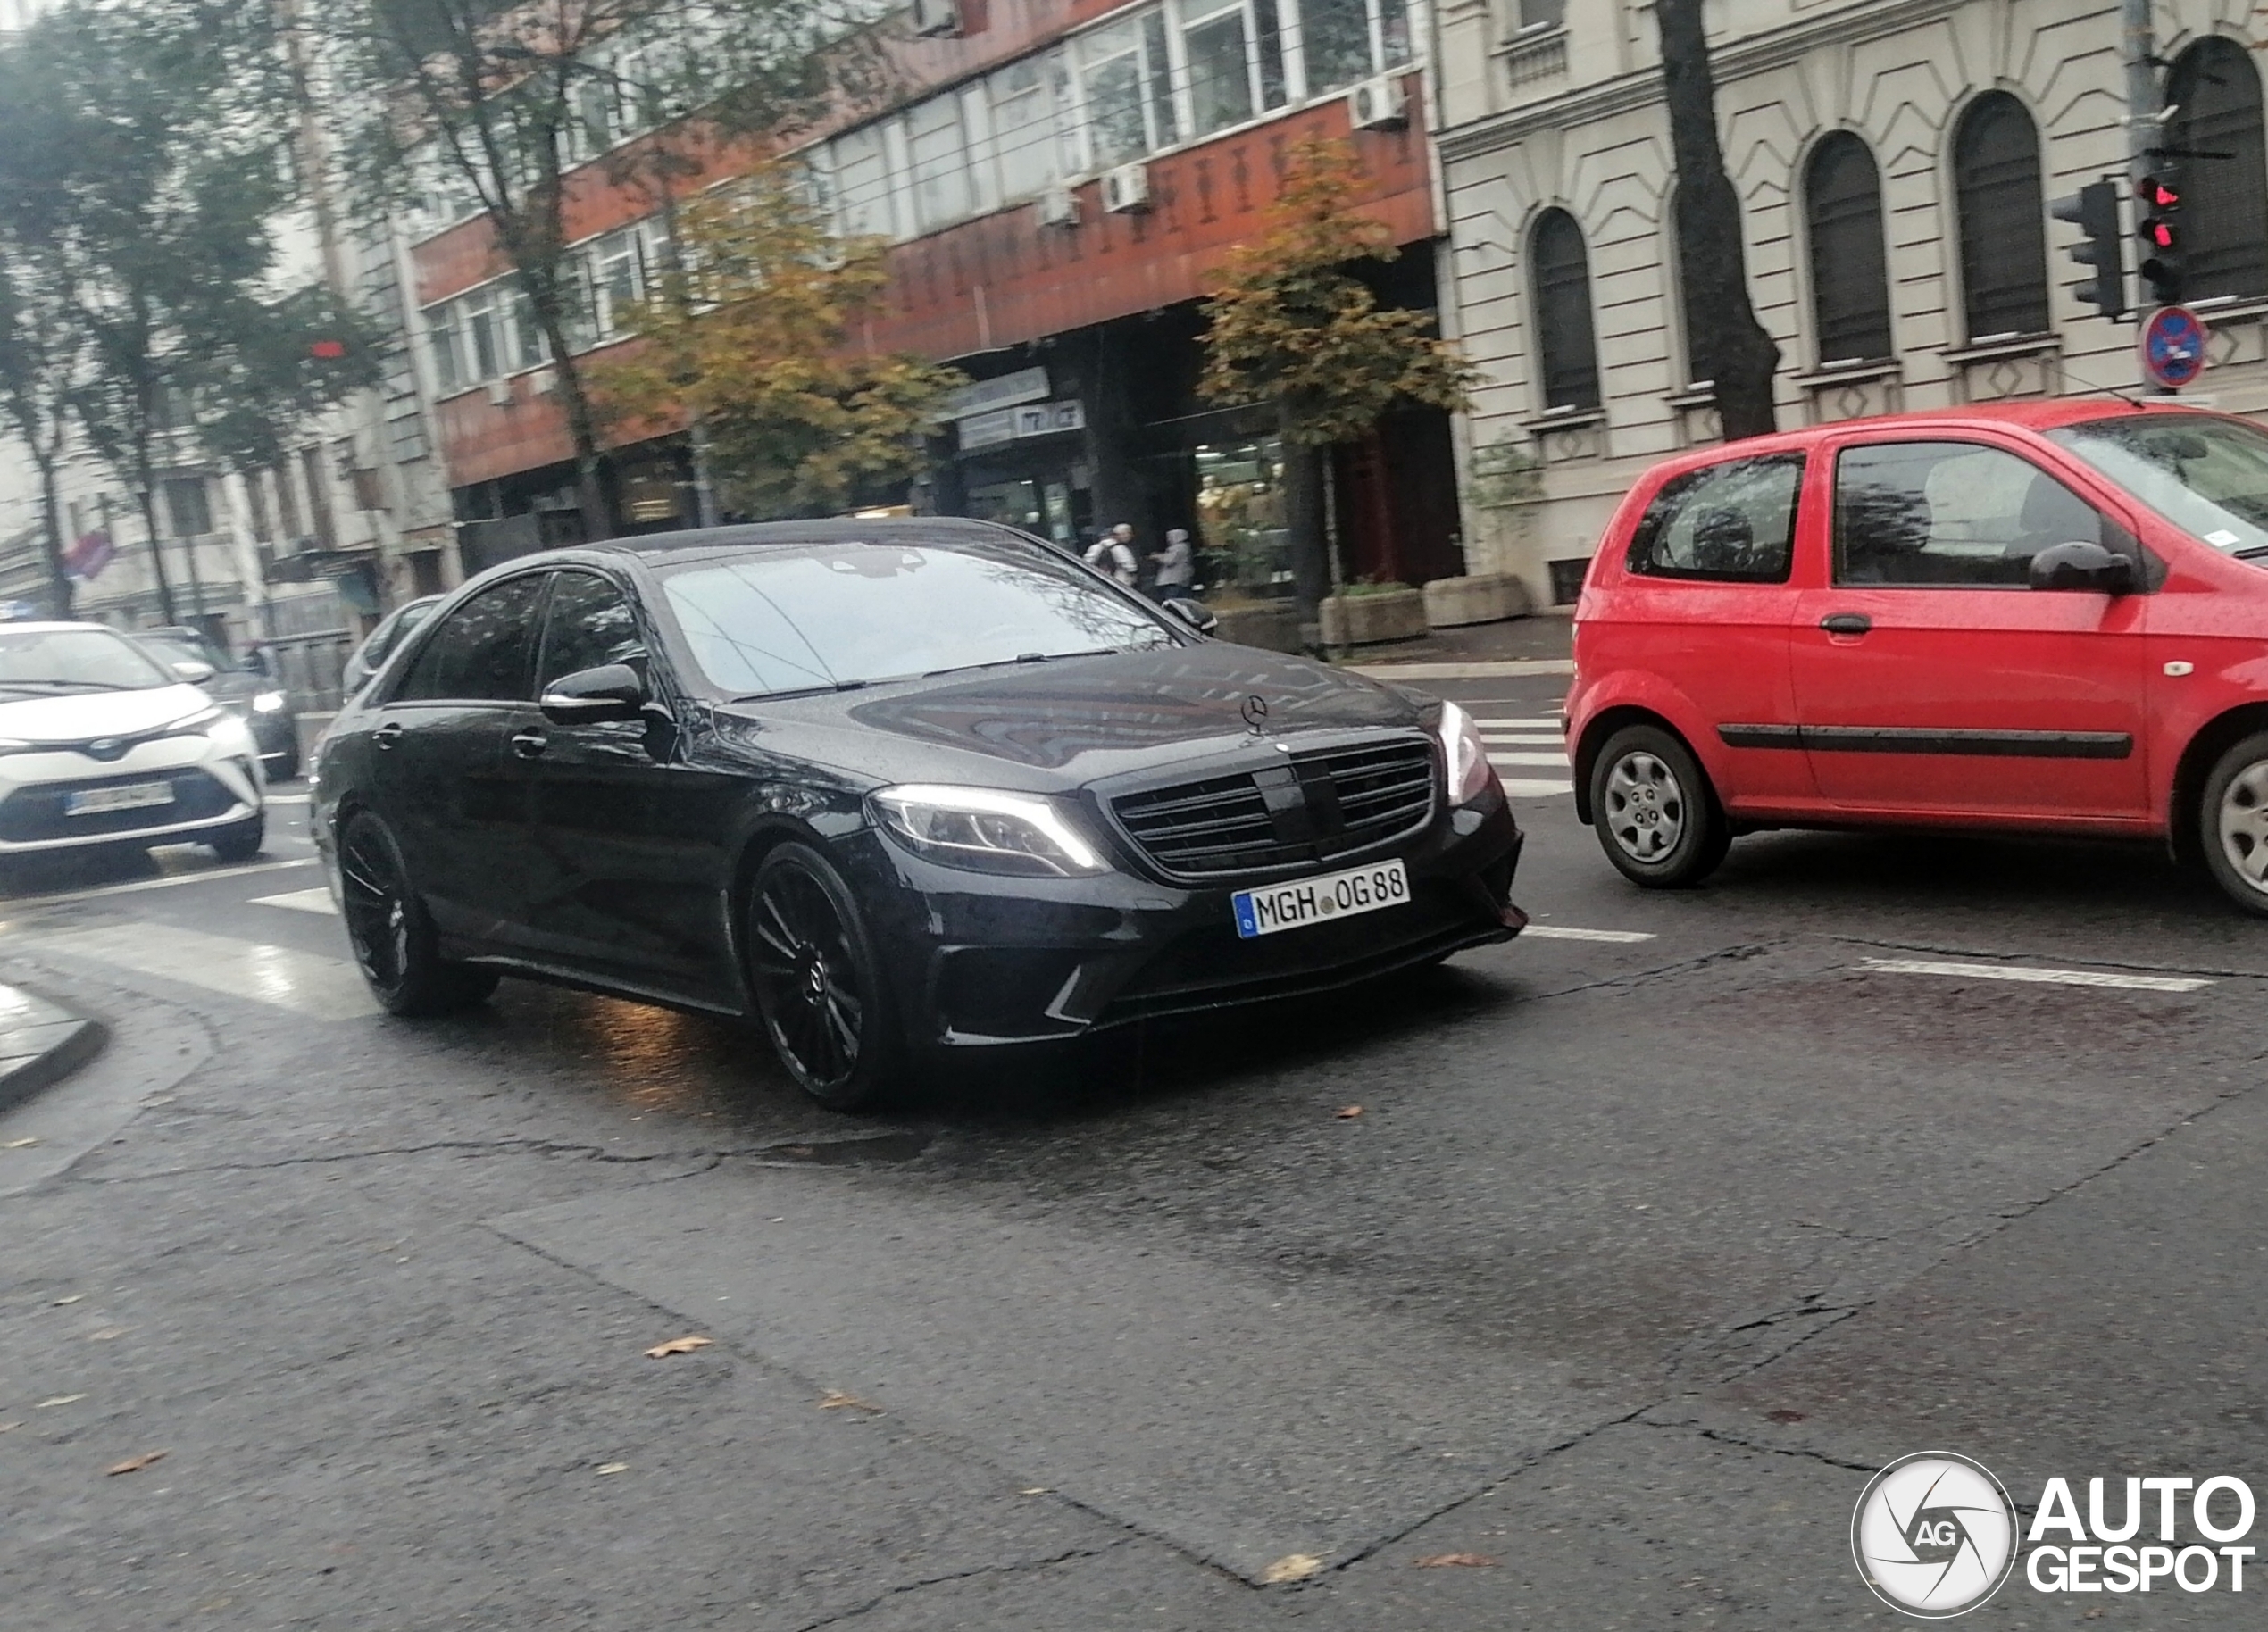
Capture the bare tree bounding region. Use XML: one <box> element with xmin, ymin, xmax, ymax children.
<box><xmin>326</xmin><ymin>0</ymin><xmax>888</xmax><ymax>541</ymax></box>
<box><xmin>1656</xmin><ymin>0</ymin><xmax>1779</xmax><ymax>440</ymax></box>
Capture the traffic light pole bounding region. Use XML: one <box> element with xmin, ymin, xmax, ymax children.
<box><xmin>2125</xmin><ymin>0</ymin><xmax>2156</xmax><ymax>196</ymax></box>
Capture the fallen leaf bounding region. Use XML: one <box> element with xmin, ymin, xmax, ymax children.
<box><xmin>52</xmin><ymin>1295</ymin><xmax>82</xmax><ymax>1306</ymax></box>
<box><xmin>1262</xmin><ymin>1553</ymin><xmax>1323</xmax><ymax>1585</ymax></box>
<box><xmin>0</xmin><ymin>1421</ymin><xmax>21</xmax><ymax>1433</ymax></box>
<box><xmin>3</xmin><ymin>1137</ymin><xmax>38</xmax><ymax>1149</ymax></box>
<box><xmin>818</xmin><ymin>1389</ymin><xmax>882</xmax><ymax>1412</ymax></box>
<box><xmin>1414</xmin><ymin>1553</ymin><xmax>1497</xmax><ymax>1569</ymax></box>
<box><xmin>595</xmin><ymin>1462</ymin><xmax>630</xmax><ymax>1476</ymax></box>
<box><xmin>88</xmin><ymin>1328</ymin><xmax>125</xmax><ymax>1342</ymax></box>
<box><xmin>1334</xmin><ymin>1105</ymin><xmax>1363</xmax><ymax>1120</ymax></box>
<box><xmin>1019</xmin><ymin>1486</ymin><xmax>1050</xmax><ymax>1495</ymax></box>
<box><xmin>35</xmin><ymin>1395</ymin><xmax>85</xmax><ymax>1409</ymax></box>
<box><xmin>105</xmin><ymin>1450</ymin><xmax>167</xmax><ymax>1476</ymax></box>
<box><xmin>643</xmin><ymin>1336</ymin><xmax>713</xmax><ymax>1359</ymax></box>
<box><xmin>1765</xmin><ymin>1409</ymin><xmax>1805</xmax><ymax>1424</ymax></box>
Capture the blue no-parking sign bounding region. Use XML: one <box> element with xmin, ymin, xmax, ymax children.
<box><xmin>2140</xmin><ymin>304</ymin><xmax>2208</xmax><ymax>391</ymax></box>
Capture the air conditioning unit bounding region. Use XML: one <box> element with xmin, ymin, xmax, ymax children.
<box><xmin>486</xmin><ymin>378</ymin><xmax>513</xmax><ymax>407</ymax></box>
<box><xmin>909</xmin><ymin>0</ymin><xmax>960</xmax><ymax>37</ymax></box>
<box><xmin>1035</xmin><ymin>186</ymin><xmax>1080</xmax><ymax>229</ymax></box>
<box><xmin>1347</xmin><ymin>75</ymin><xmax>1408</xmax><ymax>130</ymax></box>
<box><xmin>1102</xmin><ymin>162</ymin><xmax>1151</xmax><ymax>214</ymax></box>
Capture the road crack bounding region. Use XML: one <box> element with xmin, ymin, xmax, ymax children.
<box><xmin>782</xmin><ymin>1539</ymin><xmax>1133</xmax><ymax>1631</ymax></box>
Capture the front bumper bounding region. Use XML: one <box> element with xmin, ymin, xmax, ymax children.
<box><xmin>245</xmin><ymin>707</ymin><xmax>297</xmax><ymax>764</ymax></box>
<box><xmin>0</xmin><ymin>736</ymin><xmax>261</xmax><ymax>854</ymax></box>
<box><xmin>846</xmin><ymin>795</ymin><xmax>1526</xmax><ymax>1047</ymax></box>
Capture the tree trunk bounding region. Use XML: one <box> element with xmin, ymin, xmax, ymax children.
<box><xmin>534</xmin><ymin>311</ymin><xmax>614</xmax><ymax>544</ymax></box>
<box><xmin>1655</xmin><ymin>0</ymin><xmax>1780</xmax><ymax>441</ymax></box>
<box><xmin>32</xmin><ymin>450</ymin><xmax>71</xmax><ymax>619</ymax></box>
<box><xmin>131</xmin><ymin>437</ymin><xmax>177</xmax><ymax>625</ymax></box>
<box><xmin>1281</xmin><ymin>420</ymin><xmax>1330</xmax><ymax>650</ymax></box>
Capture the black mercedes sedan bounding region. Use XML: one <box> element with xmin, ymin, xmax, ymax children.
<box><xmin>309</xmin><ymin>519</ymin><xmax>1527</xmax><ymax>1109</ymax></box>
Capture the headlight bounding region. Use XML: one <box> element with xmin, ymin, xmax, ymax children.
<box><xmin>252</xmin><ymin>691</ymin><xmax>287</xmax><ymax>713</ymax></box>
<box><xmin>870</xmin><ymin>785</ymin><xmax>1109</xmax><ymax>878</ymax></box>
<box><xmin>1437</xmin><ymin>700</ymin><xmax>1499</xmax><ymax>806</ymax></box>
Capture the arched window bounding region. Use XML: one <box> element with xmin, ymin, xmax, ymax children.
<box><xmin>2166</xmin><ymin>38</ymin><xmax>2268</xmax><ymax>302</ymax></box>
<box><xmin>1531</xmin><ymin>209</ymin><xmax>1600</xmax><ymax>411</ymax></box>
<box><xmin>1805</xmin><ymin>132</ymin><xmax>1893</xmax><ymax>365</ymax></box>
<box><xmin>1953</xmin><ymin>93</ymin><xmax>2049</xmax><ymax>339</ymax></box>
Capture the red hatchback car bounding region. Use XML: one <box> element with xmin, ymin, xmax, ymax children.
<box><xmin>1565</xmin><ymin>400</ymin><xmax>2268</xmax><ymax>912</ymax></box>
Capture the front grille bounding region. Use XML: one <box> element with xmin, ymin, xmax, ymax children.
<box><xmin>1110</xmin><ymin>737</ymin><xmax>1436</xmax><ymax>879</ymax></box>
<box><xmin>0</xmin><ymin>769</ymin><xmax>238</xmax><ymax>842</ymax></box>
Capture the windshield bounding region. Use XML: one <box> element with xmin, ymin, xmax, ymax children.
<box><xmin>659</xmin><ymin>537</ymin><xmax>1178</xmax><ymax>698</ymax></box>
<box><xmin>0</xmin><ymin>628</ymin><xmax>177</xmax><ymax>693</ymax></box>
<box><xmin>138</xmin><ymin>632</ymin><xmax>224</xmax><ymax>670</ymax></box>
<box><xmin>2047</xmin><ymin>413</ymin><xmax>2268</xmax><ymax>559</ymax></box>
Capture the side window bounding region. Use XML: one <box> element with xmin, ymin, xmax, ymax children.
<box><xmin>394</xmin><ymin>576</ymin><xmax>546</xmax><ymax>703</ymax></box>
<box><xmin>538</xmin><ymin>570</ymin><xmax>644</xmax><ymax>689</ymax></box>
<box><xmin>1834</xmin><ymin>442</ymin><xmax>2120</xmax><ymax>588</ymax></box>
<box><xmin>1626</xmin><ymin>454</ymin><xmax>1805</xmax><ymax>584</ymax></box>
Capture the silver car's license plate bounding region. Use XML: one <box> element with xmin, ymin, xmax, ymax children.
<box><xmin>66</xmin><ymin>780</ymin><xmax>174</xmax><ymax>816</ymax></box>
<box><xmin>1233</xmin><ymin>858</ymin><xmax>1410</xmax><ymax>939</ymax></box>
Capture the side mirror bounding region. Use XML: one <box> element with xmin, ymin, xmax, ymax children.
<box><xmin>2029</xmin><ymin>540</ymin><xmax>2134</xmax><ymax>595</ymax></box>
<box><xmin>171</xmin><ymin>659</ymin><xmax>216</xmax><ymax>684</ymax></box>
<box><xmin>1161</xmin><ymin>595</ymin><xmax>1219</xmax><ymax>636</ymax></box>
<box><xmin>541</xmin><ymin>662</ymin><xmax>646</xmax><ymax>723</ymax></box>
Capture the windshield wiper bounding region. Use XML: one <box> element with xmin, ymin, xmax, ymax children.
<box><xmin>921</xmin><ymin>648</ymin><xmax>1121</xmax><ymax>679</ymax></box>
<box><xmin>727</xmin><ymin>679</ymin><xmax>871</xmax><ymax>704</ymax></box>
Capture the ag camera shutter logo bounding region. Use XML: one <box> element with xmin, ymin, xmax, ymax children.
<box><xmin>1852</xmin><ymin>1452</ymin><xmax>2018</xmax><ymax>1618</ymax></box>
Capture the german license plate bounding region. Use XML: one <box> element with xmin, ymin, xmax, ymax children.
<box><xmin>1233</xmin><ymin>858</ymin><xmax>1410</xmax><ymax>939</ymax></box>
<box><xmin>65</xmin><ymin>780</ymin><xmax>173</xmax><ymax>816</ymax></box>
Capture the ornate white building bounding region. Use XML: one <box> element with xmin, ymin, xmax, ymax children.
<box><xmin>1433</xmin><ymin>0</ymin><xmax>2268</xmax><ymax>609</ymax></box>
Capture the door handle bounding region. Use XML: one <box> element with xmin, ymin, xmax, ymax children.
<box><xmin>371</xmin><ymin>720</ymin><xmax>404</xmax><ymax>750</ymax></box>
<box><xmin>1820</xmin><ymin>612</ymin><xmax>1872</xmax><ymax>637</ymax></box>
<box><xmin>509</xmin><ymin>728</ymin><xmax>548</xmax><ymax>760</ymax></box>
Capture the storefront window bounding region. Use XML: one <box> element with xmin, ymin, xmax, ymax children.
<box><xmin>1194</xmin><ymin>438</ymin><xmax>1289</xmax><ymax>598</ymax></box>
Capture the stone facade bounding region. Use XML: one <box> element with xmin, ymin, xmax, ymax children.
<box><xmin>1432</xmin><ymin>0</ymin><xmax>2268</xmax><ymax>612</ymax></box>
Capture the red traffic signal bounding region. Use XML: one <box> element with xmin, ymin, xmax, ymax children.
<box><xmin>2138</xmin><ymin>175</ymin><xmax>2181</xmax><ymax>212</ymax></box>
<box><xmin>2144</xmin><ymin>218</ymin><xmax>2176</xmax><ymax>251</ymax></box>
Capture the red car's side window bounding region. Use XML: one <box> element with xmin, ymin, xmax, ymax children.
<box><xmin>1623</xmin><ymin>454</ymin><xmax>1805</xmax><ymax>585</ymax></box>
<box><xmin>1831</xmin><ymin>441</ymin><xmax>2127</xmax><ymax>588</ymax></box>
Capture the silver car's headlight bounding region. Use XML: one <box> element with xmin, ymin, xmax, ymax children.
<box><xmin>870</xmin><ymin>785</ymin><xmax>1109</xmax><ymax>878</ymax></box>
<box><xmin>1437</xmin><ymin>700</ymin><xmax>1499</xmax><ymax>806</ymax></box>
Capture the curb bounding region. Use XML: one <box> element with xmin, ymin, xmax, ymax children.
<box><xmin>0</xmin><ymin>985</ymin><xmax>108</xmax><ymax>1118</ymax></box>
<box><xmin>1345</xmin><ymin>659</ymin><xmax>1576</xmax><ymax>680</ymax></box>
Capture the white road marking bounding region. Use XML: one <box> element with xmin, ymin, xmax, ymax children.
<box><xmin>1500</xmin><ymin>779</ymin><xmax>1575</xmax><ymax>798</ymax></box>
<box><xmin>1489</xmin><ymin>753</ymin><xmax>1571</xmax><ymax>769</ymax></box>
<box><xmin>253</xmin><ymin>887</ymin><xmax>338</xmax><ymax>916</ymax></box>
<box><xmin>264</xmin><ymin>793</ymin><xmax>311</xmax><ymax>805</ymax></box>
<box><xmin>1523</xmin><ymin>926</ymin><xmax>1657</xmax><ymax>944</ymax></box>
<box><xmin>0</xmin><ymin>857</ymin><xmax>317</xmax><ymax>910</ymax></box>
<box><xmin>1479</xmin><ymin>732</ymin><xmax>1565</xmax><ymax>746</ymax></box>
<box><xmin>1475</xmin><ymin>718</ymin><xmax>1563</xmax><ymax>729</ymax></box>
<box><xmin>1858</xmin><ymin>957</ymin><xmax>2211</xmax><ymax>994</ymax></box>
<box><xmin>29</xmin><ymin>921</ymin><xmax>376</xmax><ymax>1019</ymax></box>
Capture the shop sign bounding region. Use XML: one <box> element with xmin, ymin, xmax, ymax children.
<box><xmin>958</xmin><ymin>399</ymin><xmax>1085</xmax><ymax>451</ymax></box>
<box><xmin>944</xmin><ymin>366</ymin><xmax>1051</xmax><ymax>421</ymax></box>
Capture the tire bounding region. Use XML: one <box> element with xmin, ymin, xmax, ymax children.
<box><xmin>746</xmin><ymin>841</ymin><xmax>905</xmax><ymax>1112</ymax></box>
<box><xmin>337</xmin><ymin>811</ymin><xmax>500</xmax><ymax>1016</ymax></box>
<box><xmin>2199</xmin><ymin>731</ymin><xmax>2268</xmax><ymax>916</ymax></box>
<box><xmin>1588</xmin><ymin>723</ymin><xmax>1731</xmax><ymax>888</ymax></box>
<box><xmin>209</xmin><ymin>812</ymin><xmax>265</xmax><ymax>863</ymax></box>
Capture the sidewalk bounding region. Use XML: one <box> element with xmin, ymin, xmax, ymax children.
<box><xmin>1335</xmin><ymin>610</ymin><xmax>1574</xmax><ymax>679</ymax></box>
<box><xmin>0</xmin><ymin>982</ymin><xmax>104</xmax><ymax>1116</ymax></box>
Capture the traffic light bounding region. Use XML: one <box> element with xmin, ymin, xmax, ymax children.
<box><xmin>2051</xmin><ymin>181</ymin><xmax>2128</xmax><ymax>321</ymax></box>
<box><xmin>2136</xmin><ymin>170</ymin><xmax>2185</xmax><ymax>306</ymax></box>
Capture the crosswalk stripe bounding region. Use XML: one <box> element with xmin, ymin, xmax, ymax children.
<box><xmin>1523</xmin><ymin>926</ymin><xmax>1657</xmax><ymax>944</ymax></box>
<box><xmin>30</xmin><ymin>920</ymin><xmax>377</xmax><ymax>1020</ymax></box>
<box><xmin>1489</xmin><ymin>753</ymin><xmax>1570</xmax><ymax>769</ymax></box>
<box><xmin>1475</xmin><ymin>719</ymin><xmax>1562</xmax><ymax>729</ymax></box>
<box><xmin>1479</xmin><ymin>732</ymin><xmax>1564</xmax><ymax>745</ymax></box>
<box><xmin>1858</xmin><ymin>957</ymin><xmax>2210</xmax><ymax>994</ymax></box>
<box><xmin>253</xmin><ymin>887</ymin><xmax>338</xmax><ymax>916</ymax></box>
<box><xmin>1500</xmin><ymin>778</ymin><xmax>1574</xmax><ymax>797</ymax></box>
<box><xmin>0</xmin><ymin>856</ymin><xmax>316</xmax><ymax>909</ymax></box>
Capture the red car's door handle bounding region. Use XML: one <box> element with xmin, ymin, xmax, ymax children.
<box><xmin>1820</xmin><ymin>612</ymin><xmax>1872</xmax><ymax>637</ymax></box>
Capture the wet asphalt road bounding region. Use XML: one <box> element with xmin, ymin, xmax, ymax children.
<box><xmin>1</xmin><ymin>670</ymin><xmax>2265</xmax><ymax>1628</ymax></box>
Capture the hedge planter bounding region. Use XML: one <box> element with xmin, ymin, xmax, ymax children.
<box><xmin>1210</xmin><ymin>601</ymin><xmax>1304</xmax><ymax>653</ymax></box>
<box><xmin>1423</xmin><ymin>572</ymin><xmax>1531</xmax><ymax>629</ymax></box>
<box><xmin>1319</xmin><ymin>587</ymin><xmax>1428</xmax><ymax>647</ymax></box>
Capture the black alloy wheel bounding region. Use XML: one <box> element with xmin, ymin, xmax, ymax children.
<box><xmin>747</xmin><ymin>842</ymin><xmax>902</xmax><ymax>1112</ymax></box>
<box><xmin>337</xmin><ymin>811</ymin><xmax>499</xmax><ymax>1016</ymax></box>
